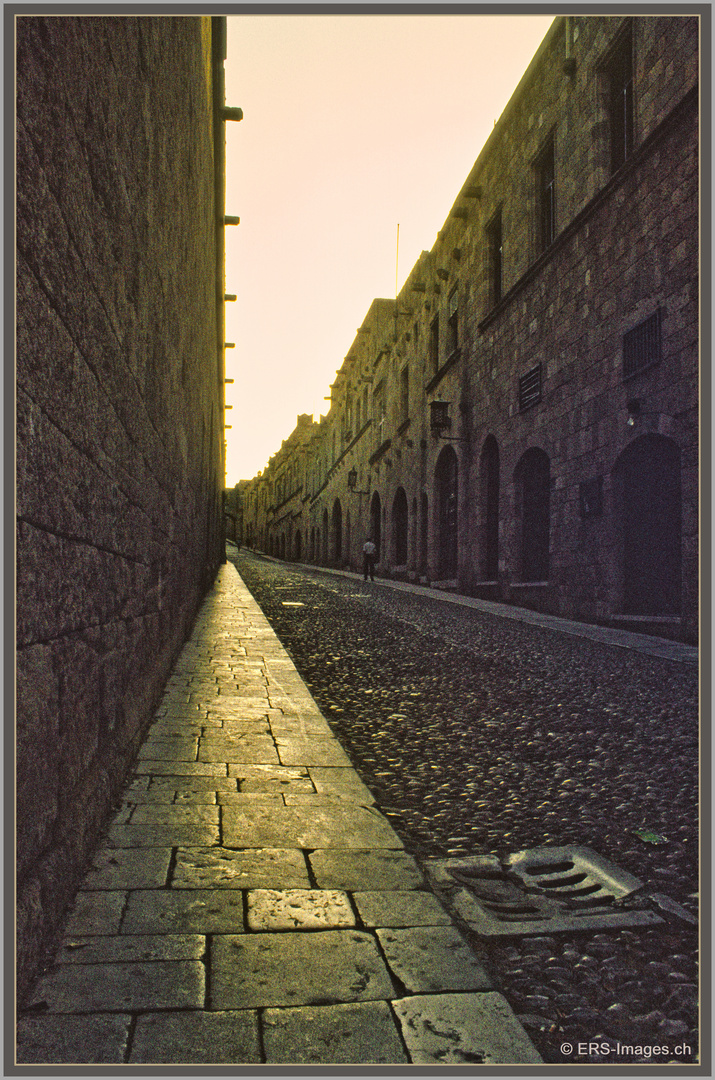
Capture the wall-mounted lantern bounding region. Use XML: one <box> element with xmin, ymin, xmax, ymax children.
<box><xmin>347</xmin><ymin>467</ymin><xmax>370</xmax><ymax>495</ymax></box>
<box><xmin>430</xmin><ymin>400</ymin><xmax>452</xmax><ymax>435</ymax></box>
<box><xmin>430</xmin><ymin>400</ymin><xmax>467</xmax><ymax>442</ymax></box>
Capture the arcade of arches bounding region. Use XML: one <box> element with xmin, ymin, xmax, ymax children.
<box><xmin>267</xmin><ymin>433</ymin><xmax>685</xmax><ymax>629</ymax></box>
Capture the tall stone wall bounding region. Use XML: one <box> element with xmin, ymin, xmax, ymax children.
<box><xmin>16</xmin><ymin>15</ymin><xmax>225</xmax><ymax>1000</ymax></box>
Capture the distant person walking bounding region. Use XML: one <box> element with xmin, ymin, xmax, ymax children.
<box><xmin>362</xmin><ymin>538</ymin><xmax>377</xmax><ymax>581</ymax></box>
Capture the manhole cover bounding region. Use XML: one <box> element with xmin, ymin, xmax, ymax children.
<box><xmin>424</xmin><ymin>846</ymin><xmax>672</xmax><ymax>937</ymax></box>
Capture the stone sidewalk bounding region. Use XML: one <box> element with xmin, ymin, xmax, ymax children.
<box><xmin>17</xmin><ymin>562</ymin><xmax>541</xmax><ymax>1067</ymax></box>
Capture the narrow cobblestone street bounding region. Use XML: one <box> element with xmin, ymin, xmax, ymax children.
<box><xmin>232</xmin><ymin>549</ymin><xmax>700</xmax><ymax>1065</ymax></box>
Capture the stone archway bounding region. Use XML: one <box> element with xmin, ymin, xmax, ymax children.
<box><xmin>435</xmin><ymin>445</ymin><xmax>459</xmax><ymax>579</ymax></box>
<box><xmin>479</xmin><ymin>435</ymin><xmax>500</xmax><ymax>580</ymax></box>
<box><xmin>515</xmin><ymin>447</ymin><xmax>550</xmax><ymax>582</ymax></box>
<box><xmin>613</xmin><ymin>434</ymin><xmax>682</xmax><ymax>614</ymax></box>
<box><xmin>331</xmin><ymin>498</ymin><xmax>343</xmax><ymax>565</ymax></box>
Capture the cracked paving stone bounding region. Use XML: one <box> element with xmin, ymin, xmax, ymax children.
<box><xmin>392</xmin><ymin>992</ymin><xmax>542</xmax><ymax>1064</ymax></box>
<box><xmin>376</xmin><ymin>926</ymin><xmax>493</xmax><ymax>993</ymax></box>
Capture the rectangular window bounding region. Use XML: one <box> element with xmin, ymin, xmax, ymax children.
<box><xmin>623</xmin><ymin>308</ymin><xmax>661</xmax><ymax>379</ymax></box>
<box><xmin>447</xmin><ymin>287</ymin><xmax>459</xmax><ymax>355</ymax></box>
<box><xmin>535</xmin><ymin>136</ymin><xmax>555</xmax><ymax>253</ymax></box>
<box><xmin>429</xmin><ymin>315</ymin><xmax>440</xmax><ymax>373</ymax></box>
<box><xmin>606</xmin><ymin>27</ymin><xmax>634</xmax><ymax>173</ymax></box>
<box><xmin>519</xmin><ymin>364</ymin><xmax>542</xmax><ymax>411</ymax></box>
<box><xmin>486</xmin><ymin>210</ymin><xmax>503</xmax><ymax>306</ymax></box>
<box><xmin>400</xmin><ymin>365</ymin><xmax>409</xmax><ymax>423</ymax></box>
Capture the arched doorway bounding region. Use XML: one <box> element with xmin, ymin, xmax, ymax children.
<box><xmin>515</xmin><ymin>448</ymin><xmax>550</xmax><ymax>582</ymax></box>
<box><xmin>479</xmin><ymin>436</ymin><xmax>500</xmax><ymax>580</ymax></box>
<box><xmin>331</xmin><ymin>499</ymin><xmax>343</xmax><ymax>564</ymax></box>
<box><xmin>370</xmin><ymin>492</ymin><xmax>382</xmax><ymax>560</ymax></box>
<box><xmin>613</xmin><ymin>435</ymin><xmax>682</xmax><ymax>614</ymax></box>
<box><xmin>392</xmin><ymin>488</ymin><xmax>409</xmax><ymax>565</ymax></box>
<box><xmin>435</xmin><ymin>446</ymin><xmax>459</xmax><ymax>578</ymax></box>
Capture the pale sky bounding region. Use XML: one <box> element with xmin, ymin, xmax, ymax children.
<box><xmin>223</xmin><ymin>13</ymin><xmax>555</xmax><ymax>485</ymax></box>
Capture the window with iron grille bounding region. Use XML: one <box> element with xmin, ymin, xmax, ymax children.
<box><xmin>519</xmin><ymin>364</ymin><xmax>542</xmax><ymax>411</ymax></box>
<box><xmin>535</xmin><ymin>136</ymin><xmax>555</xmax><ymax>253</ymax></box>
<box><xmin>623</xmin><ymin>309</ymin><xmax>661</xmax><ymax>379</ymax></box>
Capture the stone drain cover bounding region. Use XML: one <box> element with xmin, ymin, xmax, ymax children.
<box><xmin>423</xmin><ymin>846</ymin><xmax>685</xmax><ymax>937</ymax></box>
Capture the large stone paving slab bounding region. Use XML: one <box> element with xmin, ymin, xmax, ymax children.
<box><xmin>229</xmin><ymin>763</ymin><xmax>315</xmax><ymax>794</ymax></box>
<box><xmin>64</xmin><ymin>892</ymin><xmax>126</xmax><ymax>936</ymax></box>
<box><xmin>310</xmin><ymin>850</ymin><xmax>424</xmax><ymax>890</ymax></box>
<box><xmin>16</xmin><ymin>1014</ymin><xmax>131</xmax><ymax>1064</ymax></box>
<box><xmin>137</xmin><ymin>737</ymin><xmax>198</xmax><ymax>760</ymax></box>
<box><xmin>106</xmin><ymin>824</ymin><xmax>219</xmax><ymax>848</ymax></box>
<box><xmin>26</xmin><ymin>961</ymin><xmax>205</xmax><ymax>1013</ymax></box>
<box><xmin>149</xmin><ymin>776</ymin><xmax>238</xmax><ymax>793</ymax></box>
<box><xmin>247</xmin><ymin>889</ymin><xmax>355</xmax><ymax>930</ymax></box>
<box><xmin>130</xmin><ymin>805</ymin><xmax>219</xmax><ymax>825</ymax></box>
<box><xmin>275</xmin><ymin>737</ymin><xmax>352</xmax><ymax>767</ymax></box>
<box><xmin>376</xmin><ymin>926</ymin><xmax>493</xmax><ymax>993</ymax></box>
<box><xmin>121</xmin><ymin>889</ymin><xmax>245</xmax><ymax>934</ymax></box>
<box><xmin>81</xmin><ymin>847</ymin><xmax>171</xmax><ymax>890</ymax></box>
<box><xmin>262</xmin><ymin>1001</ymin><xmax>409</xmax><ymax>1064</ymax></box>
<box><xmin>55</xmin><ymin>934</ymin><xmax>205</xmax><ymax>964</ymax></box>
<box><xmin>269</xmin><ymin>716</ymin><xmax>334</xmax><ymax>737</ymax></box>
<box><xmin>392</xmin><ymin>992</ymin><xmax>542</xmax><ymax>1064</ymax></box>
<box><xmin>199</xmin><ymin>736</ymin><xmax>279</xmax><ymax>764</ymax></box>
<box><xmin>211</xmin><ymin>931</ymin><xmax>396</xmax><ymax>1009</ymax></box>
<box><xmin>222</xmin><ymin>804</ymin><xmax>402</xmax><ymax>850</ymax></box>
<box><xmin>133</xmin><ymin>760</ymin><xmax>227</xmax><ymax>777</ymax></box>
<box><xmin>309</xmin><ymin>767</ymin><xmax>376</xmax><ymax>803</ymax></box>
<box><xmin>353</xmin><ymin>891</ymin><xmax>452</xmax><ymax>928</ymax></box>
<box><xmin>173</xmin><ymin>847</ymin><xmax>310</xmax><ymax>889</ymax></box>
<box><xmin>129</xmin><ymin>1010</ymin><xmax>261</xmax><ymax>1064</ymax></box>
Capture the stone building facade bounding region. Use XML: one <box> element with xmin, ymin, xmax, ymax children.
<box><xmin>16</xmin><ymin>16</ymin><xmax>233</xmax><ymax>999</ymax></box>
<box><xmin>243</xmin><ymin>15</ymin><xmax>699</xmax><ymax>644</ymax></box>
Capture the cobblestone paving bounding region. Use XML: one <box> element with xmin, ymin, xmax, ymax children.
<box><xmin>17</xmin><ymin>563</ymin><xmax>542</xmax><ymax>1067</ymax></box>
<box><xmin>233</xmin><ymin>551</ymin><xmax>700</xmax><ymax>1066</ymax></box>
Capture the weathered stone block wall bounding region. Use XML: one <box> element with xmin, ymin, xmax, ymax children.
<box><xmin>16</xmin><ymin>15</ymin><xmax>224</xmax><ymax>999</ymax></box>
